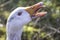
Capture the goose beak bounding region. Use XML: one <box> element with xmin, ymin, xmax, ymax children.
<box><xmin>25</xmin><ymin>2</ymin><xmax>47</xmax><ymax>17</ymax></box>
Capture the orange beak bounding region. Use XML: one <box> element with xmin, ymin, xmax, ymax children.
<box><xmin>25</xmin><ymin>2</ymin><xmax>47</xmax><ymax>17</ymax></box>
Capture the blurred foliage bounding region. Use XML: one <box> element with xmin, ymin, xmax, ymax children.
<box><xmin>0</xmin><ymin>0</ymin><xmax>60</xmax><ymax>40</ymax></box>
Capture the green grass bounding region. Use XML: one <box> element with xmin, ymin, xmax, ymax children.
<box><xmin>0</xmin><ymin>35</ymin><xmax>5</xmax><ymax>40</ymax></box>
<box><xmin>0</xmin><ymin>27</ymin><xmax>6</xmax><ymax>40</ymax></box>
<box><xmin>0</xmin><ymin>26</ymin><xmax>39</xmax><ymax>40</ymax></box>
<box><xmin>0</xmin><ymin>26</ymin><xmax>46</xmax><ymax>40</ymax></box>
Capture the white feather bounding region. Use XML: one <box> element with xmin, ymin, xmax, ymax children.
<box><xmin>6</xmin><ymin>7</ymin><xmax>32</xmax><ymax>40</ymax></box>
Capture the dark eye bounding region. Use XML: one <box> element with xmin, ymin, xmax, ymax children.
<box><xmin>18</xmin><ymin>12</ymin><xmax>22</xmax><ymax>16</ymax></box>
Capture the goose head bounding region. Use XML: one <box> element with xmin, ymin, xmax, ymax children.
<box><xmin>6</xmin><ymin>2</ymin><xmax>47</xmax><ymax>40</ymax></box>
<box><xmin>7</xmin><ymin>2</ymin><xmax>47</xmax><ymax>25</ymax></box>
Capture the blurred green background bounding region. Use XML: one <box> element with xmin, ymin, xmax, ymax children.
<box><xmin>0</xmin><ymin>0</ymin><xmax>60</xmax><ymax>40</ymax></box>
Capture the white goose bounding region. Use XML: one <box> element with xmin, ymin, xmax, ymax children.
<box><xmin>6</xmin><ymin>2</ymin><xmax>47</xmax><ymax>40</ymax></box>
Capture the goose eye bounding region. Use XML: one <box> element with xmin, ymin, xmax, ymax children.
<box><xmin>18</xmin><ymin>12</ymin><xmax>22</xmax><ymax>16</ymax></box>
